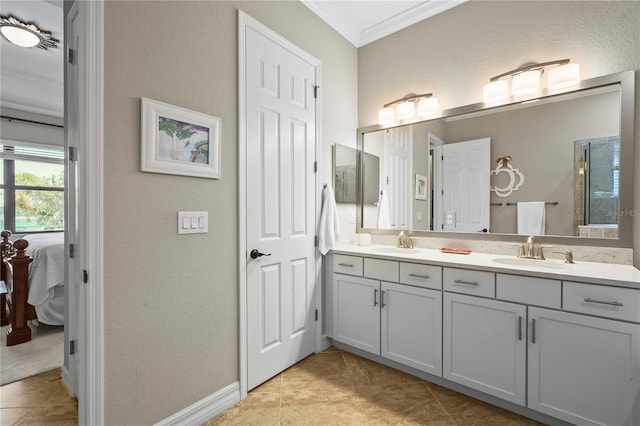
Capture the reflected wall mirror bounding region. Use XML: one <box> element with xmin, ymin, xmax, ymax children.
<box><xmin>356</xmin><ymin>70</ymin><xmax>635</xmax><ymax>247</ymax></box>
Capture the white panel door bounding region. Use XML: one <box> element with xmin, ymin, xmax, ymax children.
<box><xmin>443</xmin><ymin>292</ymin><xmax>526</xmax><ymax>405</ymax></box>
<box><xmin>440</xmin><ymin>138</ymin><xmax>490</xmax><ymax>232</ymax></box>
<box><xmin>381</xmin><ymin>282</ymin><xmax>442</xmax><ymax>376</ymax></box>
<box><xmin>245</xmin><ymin>24</ymin><xmax>317</xmax><ymax>390</ymax></box>
<box><xmin>384</xmin><ymin>127</ymin><xmax>413</xmax><ymax>229</ymax></box>
<box><xmin>528</xmin><ymin>307</ymin><xmax>640</xmax><ymax>426</ymax></box>
<box><xmin>332</xmin><ymin>274</ymin><xmax>380</xmax><ymax>355</ymax></box>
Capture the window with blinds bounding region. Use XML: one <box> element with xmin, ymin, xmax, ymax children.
<box><xmin>1</xmin><ymin>142</ymin><xmax>65</xmax><ymax>232</ymax></box>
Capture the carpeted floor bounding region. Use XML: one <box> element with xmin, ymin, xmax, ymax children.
<box><xmin>0</xmin><ymin>323</ymin><xmax>64</xmax><ymax>386</ymax></box>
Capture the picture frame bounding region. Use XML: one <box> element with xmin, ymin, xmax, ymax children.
<box><xmin>141</xmin><ymin>97</ymin><xmax>221</xmax><ymax>179</ymax></box>
<box><xmin>415</xmin><ymin>173</ymin><xmax>427</xmax><ymax>200</ymax></box>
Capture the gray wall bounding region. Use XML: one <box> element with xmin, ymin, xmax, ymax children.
<box><xmin>358</xmin><ymin>0</ymin><xmax>640</xmax><ymax>265</ymax></box>
<box><xmin>103</xmin><ymin>1</ymin><xmax>357</xmax><ymax>423</ymax></box>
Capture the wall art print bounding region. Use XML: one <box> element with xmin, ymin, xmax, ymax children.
<box><xmin>141</xmin><ymin>97</ymin><xmax>221</xmax><ymax>178</ymax></box>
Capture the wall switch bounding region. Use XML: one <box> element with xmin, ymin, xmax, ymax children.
<box><xmin>178</xmin><ymin>211</ymin><xmax>208</xmax><ymax>234</ymax></box>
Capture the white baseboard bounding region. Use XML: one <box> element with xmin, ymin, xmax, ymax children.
<box><xmin>154</xmin><ymin>381</ymin><xmax>240</xmax><ymax>426</ymax></box>
<box><xmin>320</xmin><ymin>334</ymin><xmax>332</xmax><ymax>351</ymax></box>
<box><xmin>60</xmin><ymin>366</ymin><xmax>75</xmax><ymax>397</ymax></box>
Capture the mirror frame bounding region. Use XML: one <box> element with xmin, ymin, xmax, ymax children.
<box><xmin>356</xmin><ymin>70</ymin><xmax>635</xmax><ymax>247</ymax></box>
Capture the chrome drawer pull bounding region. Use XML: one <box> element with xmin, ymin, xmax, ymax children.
<box><xmin>338</xmin><ymin>263</ymin><xmax>354</xmax><ymax>267</ymax></box>
<box><xmin>531</xmin><ymin>319</ymin><xmax>536</xmax><ymax>344</ymax></box>
<box><xmin>409</xmin><ymin>273</ymin><xmax>430</xmax><ymax>279</ymax></box>
<box><xmin>584</xmin><ymin>297</ymin><xmax>623</xmax><ymax>307</ymax></box>
<box><xmin>381</xmin><ymin>290</ymin><xmax>386</xmax><ymax>308</ymax></box>
<box><xmin>373</xmin><ymin>289</ymin><xmax>378</xmax><ymax>307</ymax></box>
<box><xmin>518</xmin><ymin>316</ymin><xmax>522</xmax><ymax>341</ymax></box>
<box><xmin>454</xmin><ymin>279</ymin><xmax>479</xmax><ymax>286</ymax></box>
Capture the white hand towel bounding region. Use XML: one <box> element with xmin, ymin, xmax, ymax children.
<box><xmin>318</xmin><ymin>184</ymin><xmax>341</xmax><ymax>255</ymax></box>
<box><xmin>517</xmin><ymin>202</ymin><xmax>545</xmax><ymax>235</ymax></box>
<box><xmin>377</xmin><ymin>190</ymin><xmax>391</xmax><ymax>229</ymax></box>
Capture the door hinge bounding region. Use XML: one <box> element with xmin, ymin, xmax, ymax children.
<box><xmin>314</xmin><ymin>161</ymin><xmax>317</xmax><ymax>173</ymax></box>
<box><xmin>69</xmin><ymin>244</ymin><xmax>75</xmax><ymax>258</ymax></box>
<box><xmin>83</xmin><ymin>270</ymin><xmax>88</xmax><ymax>284</ymax></box>
<box><xmin>314</xmin><ymin>235</ymin><xmax>319</xmax><ymax>247</ymax></box>
<box><xmin>315</xmin><ymin>309</ymin><xmax>318</xmax><ymax>321</ymax></box>
<box><xmin>68</xmin><ymin>146</ymin><xmax>77</xmax><ymax>162</ymax></box>
<box><xmin>70</xmin><ymin>339</ymin><xmax>76</xmax><ymax>355</ymax></box>
<box><xmin>313</xmin><ymin>85</ymin><xmax>319</xmax><ymax>99</ymax></box>
<box><xmin>68</xmin><ymin>48</ymin><xmax>77</xmax><ymax>65</ymax></box>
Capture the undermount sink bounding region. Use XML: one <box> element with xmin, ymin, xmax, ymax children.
<box><xmin>372</xmin><ymin>247</ymin><xmax>421</xmax><ymax>254</ymax></box>
<box><xmin>491</xmin><ymin>257</ymin><xmax>568</xmax><ymax>269</ymax></box>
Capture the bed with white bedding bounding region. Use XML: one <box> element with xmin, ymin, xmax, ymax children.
<box><xmin>23</xmin><ymin>232</ymin><xmax>65</xmax><ymax>325</ymax></box>
<box><xmin>1</xmin><ymin>231</ymin><xmax>64</xmax><ymax>346</ymax></box>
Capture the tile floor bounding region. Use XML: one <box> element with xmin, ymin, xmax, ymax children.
<box><xmin>207</xmin><ymin>347</ymin><xmax>543</xmax><ymax>425</ymax></box>
<box><xmin>0</xmin><ymin>368</ymin><xmax>77</xmax><ymax>425</ymax></box>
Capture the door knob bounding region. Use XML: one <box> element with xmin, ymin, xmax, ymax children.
<box><xmin>250</xmin><ymin>249</ymin><xmax>271</xmax><ymax>259</ymax></box>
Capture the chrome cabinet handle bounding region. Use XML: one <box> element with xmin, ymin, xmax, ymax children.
<box><xmin>373</xmin><ymin>289</ymin><xmax>378</xmax><ymax>307</ymax></box>
<box><xmin>409</xmin><ymin>273</ymin><xmax>430</xmax><ymax>279</ymax></box>
<box><xmin>531</xmin><ymin>319</ymin><xmax>536</xmax><ymax>344</ymax></box>
<box><xmin>338</xmin><ymin>263</ymin><xmax>354</xmax><ymax>267</ymax></box>
<box><xmin>454</xmin><ymin>279</ymin><xmax>479</xmax><ymax>286</ymax></box>
<box><xmin>381</xmin><ymin>290</ymin><xmax>386</xmax><ymax>308</ymax></box>
<box><xmin>518</xmin><ymin>316</ymin><xmax>522</xmax><ymax>341</ymax></box>
<box><xmin>584</xmin><ymin>297</ymin><xmax>623</xmax><ymax>307</ymax></box>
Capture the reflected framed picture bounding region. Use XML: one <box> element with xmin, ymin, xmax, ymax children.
<box><xmin>141</xmin><ymin>97</ymin><xmax>221</xmax><ymax>178</ymax></box>
<box><xmin>415</xmin><ymin>173</ymin><xmax>427</xmax><ymax>200</ymax></box>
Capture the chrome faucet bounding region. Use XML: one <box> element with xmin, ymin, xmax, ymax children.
<box><xmin>514</xmin><ymin>235</ymin><xmax>552</xmax><ymax>260</ymax></box>
<box><xmin>397</xmin><ymin>231</ymin><xmax>415</xmax><ymax>249</ymax></box>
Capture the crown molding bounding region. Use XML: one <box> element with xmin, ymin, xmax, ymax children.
<box><xmin>301</xmin><ymin>0</ymin><xmax>466</xmax><ymax>48</ymax></box>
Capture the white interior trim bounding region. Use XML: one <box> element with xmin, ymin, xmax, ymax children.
<box><xmin>80</xmin><ymin>0</ymin><xmax>105</xmax><ymax>423</ymax></box>
<box><xmin>154</xmin><ymin>382</ymin><xmax>240</xmax><ymax>426</ymax></box>
<box><xmin>238</xmin><ymin>10</ymin><xmax>323</xmax><ymax>400</ymax></box>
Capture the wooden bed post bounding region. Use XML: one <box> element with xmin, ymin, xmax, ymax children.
<box><xmin>1</xmin><ymin>230</ymin><xmax>11</xmax><ymax>327</ymax></box>
<box><xmin>6</xmin><ymin>239</ymin><xmax>33</xmax><ymax>346</ymax></box>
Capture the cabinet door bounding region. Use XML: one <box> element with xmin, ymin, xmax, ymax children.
<box><xmin>381</xmin><ymin>282</ymin><xmax>442</xmax><ymax>376</ymax></box>
<box><xmin>528</xmin><ymin>307</ymin><xmax>640</xmax><ymax>426</ymax></box>
<box><xmin>443</xmin><ymin>292</ymin><xmax>526</xmax><ymax>405</ymax></box>
<box><xmin>332</xmin><ymin>274</ymin><xmax>380</xmax><ymax>355</ymax></box>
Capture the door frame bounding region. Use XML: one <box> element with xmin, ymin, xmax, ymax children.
<box><xmin>65</xmin><ymin>0</ymin><xmax>105</xmax><ymax>423</ymax></box>
<box><xmin>238</xmin><ymin>10</ymin><xmax>323</xmax><ymax>399</ymax></box>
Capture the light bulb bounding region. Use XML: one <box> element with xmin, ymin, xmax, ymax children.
<box><xmin>512</xmin><ymin>70</ymin><xmax>541</xmax><ymax>95</ymax></box>
<box><xmin>0</xmin><ymin>26</ymin><xmax>40</xmax><ymax>48</ymax></box>
<box><xmin>483</xmin><ymin>80</ymin><xmax>509</xmax><ymax>103</ymax></box>
<box><xmin>548</xmin><ymin>63</ymin><xmax>580</xmax><ymax>90</ymax></box>
<box><xmin>378</xmin><ymin>107</ymin><xmax>395</xmax><ymax>125</ymax></box>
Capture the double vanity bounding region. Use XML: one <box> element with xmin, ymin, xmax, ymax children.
<box><xmin>325</xmin><ymin>244</ymin><xmax>640</xmax><ymax>426</ymax></box>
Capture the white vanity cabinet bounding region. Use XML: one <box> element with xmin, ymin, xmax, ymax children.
<box><xmin>443</xmin><ymin>292</ymin><xmax>526</xmax><ymax>405</ymax></box>
<box><xmin>329</xmin><ymin>248</ymin><xmax>640</xmax><ymax>426</ymax></box>
<box><xmin>528</xmin><ymin>307</ymin><xmax>640</xmax><ymax>426</ymax></box>
<box><xmin>332</xmin><ymin>256</ymin><xmax>443</xmax><ymax>376</ymax></box>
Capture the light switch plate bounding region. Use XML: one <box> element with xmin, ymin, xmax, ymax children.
<box><xmin>178</xmin><ymin>211</ymin><xmax>208</xmax><ymax>234</ymax></box>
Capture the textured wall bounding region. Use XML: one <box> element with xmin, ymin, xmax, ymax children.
<box><xmin>103</xmin><ymin>1</ymin><xmax>356</xmax><ymax>423</ymax></box>
<box><xmin>359</xmin><ymin>0</ymin><xmax>640</xmax><ymax>264</ymax></box>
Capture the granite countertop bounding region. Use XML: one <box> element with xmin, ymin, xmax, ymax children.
<box><xmin>331</xmin><ymin>244</ymin><xmax>640</xmax><ymax>289</ymax></box>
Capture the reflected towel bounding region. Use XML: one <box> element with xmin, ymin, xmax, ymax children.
<box><xmin>318</xmin><ymin>184</ymin><xmax>341</xmax><ymax>255</ymax></box>
<box><xmin>517</xmin><ymin>202</ymin><xmax>545</xmax><ymax>235</ymax></box>
<box><xmin>377</xmin><ymin>190</ymin><xmax>391</xmax><ymax>229</ymax></box>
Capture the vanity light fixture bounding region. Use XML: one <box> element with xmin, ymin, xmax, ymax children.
<box><xmin>377</xmin><ymin>93</ymin><xmax>438</xmax><ymax>125</ymax></box>
<box><xmin>0</xmin><ymin>15</ymin><xmax>58</xmax><ymax>50</ymax></box>
<box><xmin>483</xmin><ymin>59</ymin><xmax>580</xmax><ymax>103</ymax></box>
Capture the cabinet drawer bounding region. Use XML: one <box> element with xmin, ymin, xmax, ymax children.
<box><xmin>563</xmin><ymin>281</ymin><xmax>640</xmax><ymax>323</ymax></box>
<box><xmin>443</xmin><ymin>267</ymin><xmax>495</xmax><ymax>298</ymax></box>
<box><xmin>333</xmin><ymin>254</ymin><xmax>363</xmax><ymax>276</ymax></box>
<box><xmin>496</xmin><ymin>274</ymin><xmax>561</xmax><ymax>309</ymax></box>
<box><xmin>364</xmin><ymin>258</ymin><xmax>399</xmax><ymax>282</ymax></box>
<box><xmin>400</xmin><ymin>263</ymin><xmax>442</xmax><ymax>290</ymax></box>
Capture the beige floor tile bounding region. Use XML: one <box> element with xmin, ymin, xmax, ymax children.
<box><xmin>342</xmin><ymin>352</ymin><xmax>423</xmax><ymax>387</ymax></box>
<box><xmin>251</xmin><ymin>373</ymin><xmax>282</xmax><ymax>394</ymax></box>
<box><xmin>207</xmin><ymin>392</ymin><xmax>281</xmax><ymax>426</ymax></box>
<box><xmin>280</xmin><ymin>397</ymin><xmax>367</xmax><ymax>425</ymax></box>
<box><xmin>282</xmin><ymin>352</ymin><xmax>354</xmax><ymax>399</ymax></box>
<box><xmin>0</xmin><ymin>407</ymin><xmax>33</xmax><ymax>426</ymax></box>
<box><xmin>15</xmin><ymin>404</ymin><xmax>77</xmax><ymax>426</ymax></box>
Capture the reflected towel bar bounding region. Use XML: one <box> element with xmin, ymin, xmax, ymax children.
<box><xmin>505</xmin><ymin>201</ymin><xmax>559</xmax><ymax>206</ymax></box>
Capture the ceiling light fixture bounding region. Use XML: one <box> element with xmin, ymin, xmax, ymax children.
<box><xmin>483</xmin><ymin>59</ymin><xmax>580</xmax><ymax>103</ymax></box>
<box><xmin>0</xmin><ymin>15</ymin><xmax>59</xmax><ymax>50</ymax></box>
<box><xmin>377</xmin><ymin>93</ymin><xmax>438</xmax><ymax>125</ymax></box>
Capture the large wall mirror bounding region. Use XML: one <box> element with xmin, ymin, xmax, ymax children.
<box><xmin>356</xmin><ymin>70</ymin><xmax>635</xmax><ymax>247</ymax></box>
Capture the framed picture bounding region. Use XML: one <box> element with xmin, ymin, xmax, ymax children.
<box><xmin>141</xmin><ymin>97</ymin><xmax>221</xmax><ymax>178</ymax></box>
<box><xmin>415</xmin><ymin>173</ymin><xmax>427</xmax><ymax>200</ymax></box>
